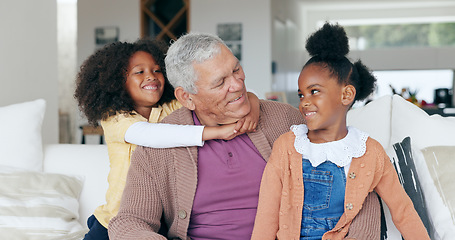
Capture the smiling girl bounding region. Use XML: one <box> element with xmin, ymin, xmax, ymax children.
<box><xmin>251</xmin><ymin>23</ymin><xmax>430</xmax><ymax>240</ymax></box>
<box><xmin>74</xmin><ymin>38</ymin><xmax>259</xmax><ymax>239</ymax></box>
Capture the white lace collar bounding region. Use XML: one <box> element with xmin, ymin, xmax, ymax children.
<box><xmin>291</xmin><ymin>124</ymin><xmax>369</xmax><ymax>168</ymax></box>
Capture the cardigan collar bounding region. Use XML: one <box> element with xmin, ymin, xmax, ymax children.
<box><xmin>291</xmin><ymin>124</ymin><xmax>369</xmax><ymax>167</ymax></box>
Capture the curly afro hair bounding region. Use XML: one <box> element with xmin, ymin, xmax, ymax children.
<box><xmin>74</xmin><ymin>38</ymin><xmax>175</xmax><ymax>125</ymax></box>
<box><xmin>304</xmin><ymin>22</ymin><xmax>376</xmax><ymax>102</ymax></box>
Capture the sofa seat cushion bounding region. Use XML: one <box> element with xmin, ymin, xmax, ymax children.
<box><xmin>0</xmin><ymin>169</ymin><xmax>87</xmax><ymax>239</ymax></box>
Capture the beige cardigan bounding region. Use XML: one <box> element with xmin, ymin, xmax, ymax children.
<box><xmin>108</xmin><ymin>100</ymin><xmax>304</xmax><ymax>239</ymax></box>
<box><xmin>109</xmin><ymin>100</ymin><xmax>382</xmax><ymax>239</ymax></box>
<box><xmin>251</xmin><ymin>131</ymin><xmax>430</xmax><ymax>240</ymax></box>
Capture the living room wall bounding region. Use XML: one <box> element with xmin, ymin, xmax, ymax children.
<box><xmin>190</xmin><ymin>0</ymin><xmax>273</xmax><ymax>99</ymax></box>
<box><xmin>74</xmin><ymin>0</ymin><xmax>140</xmax><ymax>144</ymax></box>
<box><xmin>0</xmin><ymin>0</ymin><xmax>59</xmax><ymax>145</ymax></box>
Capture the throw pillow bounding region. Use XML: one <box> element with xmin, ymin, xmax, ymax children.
<box><xmin>0</xmin><ymin>99</ymin><xmax>46</xmax><ymax>171</ymax></box>
<box><xmin>0</xmin><ymin>170</ymin><xmax>87</xmax><ymax>239</ymax></box>
<box><xmin>420</xmin><ymin>145</ymin><xmax>455</xmax><ymax>239</ymax></box>
<box><xmin>386</xmin><ymin>137</ymin><xmax>434</xmax><ymax>240</ymax></box>
<box><xmin>388</xmin><ymin>137</ymin><xmax>433</xmax><ymax>238</ymax></box>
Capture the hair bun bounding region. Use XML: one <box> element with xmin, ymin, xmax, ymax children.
<box><xmin>306</xmin><ymin>22</ymin><xmax>349</xmax><ymax>60</ymax></box>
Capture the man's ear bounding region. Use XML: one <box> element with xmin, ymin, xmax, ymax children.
<box><xmin>174</xmin><ymin>87</ymin><xmax>195</xmax><ymax>110</ymax></box>
<box><xmin>341</xmin><ymin>84</ymin><xmax>356</xmax><ymax>106</ymax></box>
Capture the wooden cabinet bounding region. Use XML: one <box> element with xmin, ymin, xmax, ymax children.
<box><xmin>140</xmin><ymin>0</ymin><xmax>189</xmax><ymax>42</ymax></box>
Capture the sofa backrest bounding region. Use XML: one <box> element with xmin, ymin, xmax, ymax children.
<box><xmin>347</xmin><ymin>95</ymin><xmax>393</xmax><ymax>149</ymax></box>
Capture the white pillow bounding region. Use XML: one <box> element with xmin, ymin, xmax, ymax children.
<box><xmin>0</xmin><ymin>169</ymin><xmax>87</xmax><ymax>239</ymax></box>
<box><xmin>347</xmin><ymin>95</ymin><xmax>392</xmax><ymax>149</ymax></box>
<box><xmin>390</xmin><ymin>94</ymin><xmax>455</xmax><ymax>150</ymax></box>
<box><xmin>0</xmin><ymin>99</ymin><xmax>46</xmax><ymax>171</ymax></box>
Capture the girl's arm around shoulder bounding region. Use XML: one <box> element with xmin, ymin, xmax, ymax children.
<box><xmin>125</xmin><ymin>122</ymin><xmax>205</xmax><ymax>148</ymax></box>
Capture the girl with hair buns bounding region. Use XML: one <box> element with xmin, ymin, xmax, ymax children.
<box><xmin>251</xmin><ymin>23</ymin><xmax>430</xmax><ymax>240</ymax></box>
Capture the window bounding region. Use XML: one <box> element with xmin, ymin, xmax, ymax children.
<box><xmin>344</xmin><ymin>22</ymin><xmax>455</xmax><ymax>50</ymax></box>
<box><xmin>367</xmin><ymin>69</ymin><xmax>453</xmax><ymax>106</ymax></box>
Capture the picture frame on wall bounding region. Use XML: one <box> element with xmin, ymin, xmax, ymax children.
<box><xmin>217</xmin><ymin>23</ymin><xmax>242</xmax><ymax>60</ymax></box>
<box><xmin>95</xmin><ymin>26</ymin><xmax>119</xmax><ymax>48</ymax></box>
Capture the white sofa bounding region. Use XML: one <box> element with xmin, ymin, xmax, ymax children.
<box><xmin>1</xmin><ymin>95</ymin><xmax>454</xmax><ymax>239</ymax></box>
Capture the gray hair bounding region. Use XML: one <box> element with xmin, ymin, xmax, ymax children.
<box><xmin>165</xmin><ymin>32</ymin><xmax>230</xmax><ymax>94</ymax></box>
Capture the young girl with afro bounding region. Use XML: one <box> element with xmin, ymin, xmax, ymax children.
<box><xmin>74</xmin><ymin>38</ymin><xmax>259</xmax><ymax>239</ymax></box>
<box><xmin>251</xmin><ymin>23</ymin><xmax>430</xmax><ymax>240</ymax></box>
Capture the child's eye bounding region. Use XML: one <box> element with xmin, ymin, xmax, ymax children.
<box><xmin>233</xmin><ymin>67</ymin><xmax>240</xmax><ymax>73</ymax></box>
<box><xmin>135</xmin><ymin>71</ymin><xmax>144</xmax><ymax>74</ymax></box>
<box><xmin>298</xmin><ymin>93</ymin><xmax>304</xmax><ymax>99</ymax></box>
<box><xmin>311</xmin><ymin>89</ymin><xmax>320</xmax><ymax>94</ymax></box>
<box><xmin>154</xmin><ymin>69</ymin><xmax>162</xmax><ymax>73</ymax></box>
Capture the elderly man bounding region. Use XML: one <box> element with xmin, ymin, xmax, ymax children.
<box><xmin>108</xmin><ymin>33</ymin><xmax>380</xmax><ymax>240</ymax></box>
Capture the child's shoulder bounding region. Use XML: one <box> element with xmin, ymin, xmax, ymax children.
<box><xmin>273</xmin><ymin>130</ymin><xmax>298</xmax><ymax>148</ymax></box>
<box><xmin>159</xmin><ymin>99</ymin><xmax>182</xmax><ymax>111</ymax></box>
<box><xmin>365</xmin><ymin>136</ymin><xmax>384</xmax><ymax>150</ymax></box>
<box><xmin>102</xmin><ymin>111</ymin><xmax>146</xmax><ymax>126</ymax></box>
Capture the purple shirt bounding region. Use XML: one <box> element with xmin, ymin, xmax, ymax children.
<box><xmin>187</xmin><ymin>112</ymin><xmax>266</xmax><ymax>240</ymax></box>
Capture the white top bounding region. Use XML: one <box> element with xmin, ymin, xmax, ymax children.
<box><xmin>125</xmin><ymin>122</ymin><xmax>205</xmax><ymax>148</ymax></box>
<box><xmin>291</xmin><ymin>124</ymin><xmax>369</xmax><ymax>176</ymax></box>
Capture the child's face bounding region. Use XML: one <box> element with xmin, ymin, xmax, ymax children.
<box><xmin>297</xmin><ymin>64</ymin><xmax>347</xmax><ymax>132</ymax></box>
<box><xmin>125</xmin><ymin>51</ymin><xmax>165</xmax><ymax>111</ymax></box>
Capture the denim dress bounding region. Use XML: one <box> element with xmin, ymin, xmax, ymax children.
<box><xmin>291</xmin><ymin>124</ymin><xmax>369</xmax><ymax>240</ymax></box>
<box><xmin>300</xmin><ymin>159</ymin><xmax>346</xmax><ymax>240</ymax></box>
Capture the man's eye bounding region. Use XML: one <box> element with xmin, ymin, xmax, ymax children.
<box><xmin>217</xmin><ymin>79</ymin><xmax>225</xmax><ymax>88</ymax></box>
<box><xmin>233</xmin><ymin>68</ymin><xmax>240</xmax><ymax>73</ymax></box>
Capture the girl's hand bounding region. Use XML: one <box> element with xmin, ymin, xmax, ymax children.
<box><xmin>201</xmin><ymin>92</ymin><xmax>259</xmax><ymax>141</ymax></box>
<box><xmin>237</xmin><ymin>92</ymin><xmax>259</xmax><ymax>134</ymax></box>
<box><xmin>202</xmin><ymin>121</ymin><xmax>243</xmax><ymax>141</ymax></box>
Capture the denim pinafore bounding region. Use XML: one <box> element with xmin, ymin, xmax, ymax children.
<box><xmin>290</xmin><ymin>124</ymin><xmax>369</xmax><ymax>240</ymax></box>
<box><xmin>300</xmin><ymin>159</ymin><xmax>346</xmax><ymax>240</ymax></box>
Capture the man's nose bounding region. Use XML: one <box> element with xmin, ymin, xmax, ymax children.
<box><xmin>228</xmin><ymin>76</ymin><xmax>244</xmax><ymax>92</ymax></box>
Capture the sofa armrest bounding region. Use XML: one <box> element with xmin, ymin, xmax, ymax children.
<box><xmin>43</xmin><ymin>144</ymin><xmax>109</xmax><ymax>226</ymax></box>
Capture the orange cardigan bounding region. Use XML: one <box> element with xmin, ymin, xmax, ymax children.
<box><xmin>251</xmin><ymin>131</ymin><xmax>430</xmax><ymax>240</ymax></box>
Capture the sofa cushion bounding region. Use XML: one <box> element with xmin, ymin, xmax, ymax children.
<box><xmin>0</xmin><ymin>169</ymin><xmax>87</xmax><ymax>239</ymax></box>
<box><xmin>418</xmin><ymin>145</ymin><xmax>455</xmax><ymax>239</ymax></box>
<box><xmin>347</xmin><ymin>95</ymin><xmax>392</xmax><ymax>149</ymax></box>
<box><xmin>0</xmin><ymin>99</ymin><xmax>45</xmax><ymax>171</ymax></box>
